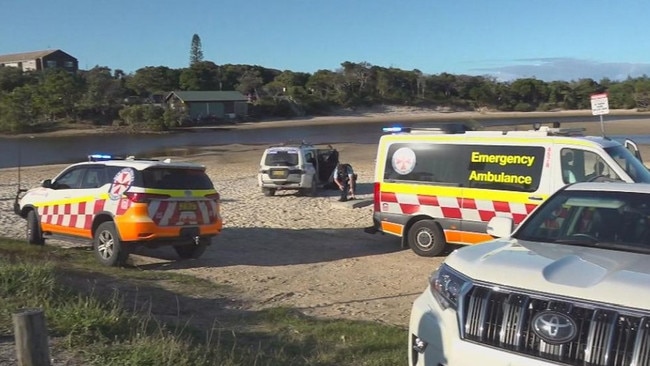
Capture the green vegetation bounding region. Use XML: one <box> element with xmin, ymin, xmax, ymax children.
<box><xmin>3</xmin><ymin>54</ymin><xmax>650</xmax><ymax>134</ymax></box>
<box><xmin>0</xmin><ymin>238</ymin><xmax>406</xmax><ymax>365</ymax></box>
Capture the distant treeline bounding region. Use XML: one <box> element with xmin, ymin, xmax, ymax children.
<box><xmin>1</xmin><ymin>60</ymin><xmax>650</xmax><ymax>133</ymax></box>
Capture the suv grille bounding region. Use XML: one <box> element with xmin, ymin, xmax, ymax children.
<box><xmin>460</xmin><ymin>284</ymin><xmax>650</xmax><ymax>366</ymax></box>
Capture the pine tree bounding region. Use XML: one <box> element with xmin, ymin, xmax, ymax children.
<box><xmin>189</xmin><ymin>34</ymin><xmax>204</xmax><ymax>66</ymax></box>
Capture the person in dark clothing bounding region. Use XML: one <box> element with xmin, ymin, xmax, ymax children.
<box><xmin>333</xmin><ymin>163</ymin><xmax>357</xmax><ymax>202</ymax></box>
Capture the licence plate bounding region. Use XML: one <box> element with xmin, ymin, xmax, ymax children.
<box><xmin>271</xmin><ymin>170</ymin><xmax>285</xmax><ymax>177</ymax></box>
<box><xmin>178</xmin><ymin>202</ymin><xmax>198</xmax><ymax>211</ymax></box>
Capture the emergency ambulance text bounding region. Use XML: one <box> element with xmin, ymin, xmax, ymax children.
<box><xmin>468</xmin><ymin>171</ymin><xmax>533</xmax><ymax>185</ymax></box>
<box><xmin>470</xmin><ymin>152</ymin><xmax>535</xmax><ymax>167</ymax></box>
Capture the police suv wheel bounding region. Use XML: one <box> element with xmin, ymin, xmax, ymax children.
<box><xmin>262</xmin><ymin>188</ymin><xmax>276</xmax><ymax>196</ymax></box>
<box><xmin>408</xmin><ymin>220</ymin><xmax>446</xmax><ymax>257</ymax></box>
<box><xmin>93</xmin><ymin>222</ymin><xmax>129</xmax><ymax>267</ymax></box>
<box><xmin>26</xmin><ymin>210</ymin><xmax>44</xmax><ymax>245</ymax></box>
<box><xmin>174</xmin><ymin>238</ymin><xmax>209</xmax><ymax>259</ymax></box>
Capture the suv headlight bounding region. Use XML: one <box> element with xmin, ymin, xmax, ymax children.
<box><xmin>429</xmin><ymin>264</ymin><xmax>470</xmax><ymax>310</ymax></box>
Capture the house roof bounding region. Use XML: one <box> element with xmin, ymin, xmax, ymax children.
<box><xmin>166</xmin><ymin>91</ymin><xmax>248</xmax><ymax>102</ymax></box>
<box><xmin>0</xmin><ymin>49</ymin><xmax>75</xmax><ymax>63</ymax></box>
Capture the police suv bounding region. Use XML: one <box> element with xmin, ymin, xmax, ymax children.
<box><xmin>367</xmin><ymin>123</ymin><xmax>650</xmax><ymax>256</ymax></box>
<box><xmin>14</xmin><ymin>154</ymin><xmax>223</xmax><ymax>266</ymax></box>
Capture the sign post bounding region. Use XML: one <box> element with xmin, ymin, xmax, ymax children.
<box><xmin>590</xmin><ymin>93</ymin><xmax>610</xmax><ymax>136</ymax></box>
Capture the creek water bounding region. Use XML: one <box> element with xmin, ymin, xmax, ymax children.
<box><xmin>1</xmin><ymin>115</ymin><xmax>648</xmax><ymax>170</ymax></box>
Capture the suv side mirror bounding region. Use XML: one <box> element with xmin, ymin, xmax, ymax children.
<box><xmin>486</xmin><ymin>216</ymin><xmax>514</xmax><ymax>238</ymax></box>
<box><xmin>41</xmin><ymin>179</ymin><xmax>52</xmax><ymax>189</ymax></box>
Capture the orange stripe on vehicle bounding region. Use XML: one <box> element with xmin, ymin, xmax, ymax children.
<box><xmin>444</xmin><ymin>230</ymin><xmax>462</xmax><ymax>243</ymax></box>
<box><xmin>444</xmin><ymin>229</ymin><xmax>493</xmax><ymax>245</ymax></box>
<box><xmin>462</xmin><ymin>231</ymin><xmax>494</xmax><ymax>244</ymax></box>
<box><xmin>381</xmin><ymin>221</ymin><xmax>403</xmax><ymax>236</ymax></box>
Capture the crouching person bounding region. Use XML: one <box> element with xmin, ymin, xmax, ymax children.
<box><xmin>333</xmin><ymin>163</ymin><xmax>357</xmax><ymax>202</ymax></box>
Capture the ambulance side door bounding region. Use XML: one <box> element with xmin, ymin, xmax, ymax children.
<box><xmin>39</xmin><ymin>166</ymin><xmax>86</xmax><ymax>235</ymax></box>
<box><xmin>551</xmin><ymin>145</ymin><xmax>624</xmax><ymax>192</ymax></box>
<box><xmin>460</xmin><ymin>142</ymin><xmax>549</xmax><ymax>244</ymax></box>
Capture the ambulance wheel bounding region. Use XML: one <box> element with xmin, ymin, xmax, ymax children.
<box><xmin>26</xmin><ymin>210</ymin><xmax>44</xmax><ymax>245</ymax></box>
<box><xmin>174</xmin><ymin>238</ymin><xmax>209</xmax><ymax>259</ymax></box>
<box><xmin>262</xmin><ymin>188</ymin><xmax>276</xmax><ymax>196</ymax></box>
<box><xmin>408</xmin><ymin>220</ymin><xmax>446</xmax><ymax>257</ymax></box>
<box><xmin>94</xmin><ymin>222</ymin><xmax>129</xmax><ymax>267</ymax></box>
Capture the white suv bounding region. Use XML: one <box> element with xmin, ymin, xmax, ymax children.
<box><xmin>409</xmin><ymin>182</ymin><xmax>650</xmax><ymax>366</ymax></box>
<box><xmin>257</xmin><ymin>142</ymin><xmax>339</xmax><ymax>196</ymax></box>
<box><xmin>14</xmin><ymin>154</ymin><xmax>223</xmax><ymax>266</ymax></box>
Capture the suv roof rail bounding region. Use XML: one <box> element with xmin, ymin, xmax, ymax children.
<box><xmin>268</xmin><ymin>140</ymin><xmax>314</xmax><ymax>148</ymax></box>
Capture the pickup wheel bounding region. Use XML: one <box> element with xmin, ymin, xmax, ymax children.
<box><xmin>262</xmin><ymin>188</ymin><xmax>276</xmax><ymax>196</ymax></box>
<box><xmin>26</xmin><ymin>210</ymin><xmax>44</xmax><ymax>245</ymax></box>
<box><xmin>174</xmin><ymin>238</ymin><xmax>210</xmax><ymax>259</ymax></box>
<box><xmin>408</xmin><ymin>220</ymin><xmax>446</xmax><ymax>257</ymax></box>
<box><xmin>93</xmin><ymin>222</ymin><xmax>129</xmax><ymax>267</ymax></box>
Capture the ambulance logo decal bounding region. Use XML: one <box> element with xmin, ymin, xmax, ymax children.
<box><xmin>392</xmin><ymin>147</ymin><xmax>416</xmax><ymax>175</ymax></box>
<box><xmin>109</xmin><ymin>168</ymin><xmax>135</xmax><ymax>200</ymax></box>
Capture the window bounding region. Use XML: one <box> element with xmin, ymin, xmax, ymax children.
<box><xmin>264</xmin><ymin>150</ymin><xmax>300</xmax><ymax>166</ymax></box>
<box><xmin>64</xmin><ymin>61</ymin><xmax>74</xmax><ymax>68</ymax></box>
<box><xmin>517</xmin><ymin>190</ymin><xmax>650</xmax><ymax>253</ymax></box>
<box><xmin>80</xmin><ymin>166</ymin><xmax>107</xmax><ymax>189</ymax></box>
<box><xmin>561</xmin><ymin>148</ymin><xmax>621</xmax><ymax>184</ymax></box>
<box><xmin>606</xmin><ymin>145</ymin><xmax>650</xmax><ymax>183</ymax></box>
<box><xmin>383</xmin><ymin>143</ymin><xmax>544</xmax><ymax>192</ymax></box>
<box><xmin>142</xmin><ymin>168</ymin><xmax>214</xmax><ymax>190</ymax></box>
<box><xmin>54</xmin><ymin>168</ymin><xmax>84</xmax><ymax>189</ymax></box>
<box><xmin>46</xmin><ymin>60</ymin><xmax>57</xmax><ymax>68</ymax></box>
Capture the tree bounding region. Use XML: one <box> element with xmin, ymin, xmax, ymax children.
<box><xmin>0</xmin><ymin>85</ymin><xmax>42</xmax><ymax>132</ymax></box>
<box><xmin>126</xmin><ymin>66</ymin><xmax>181</xmax><ymax>96</ymax></box>
<box><xmin>189</xmin><ymin>34</ymin><xmax>204</xmax><ymax>66</ymax></box>
<box><xmin>237</xmin><ymin>70</ymin><xmax>264</xmax><ymax>101</ymax></box>
<box><xmin>39</xmin><ymin>69</ymin><xmax>83</xmax><ymax>119</ymax></box>
<box><xmin>179</xmin><ymin>61</ymin><xmax>220</xmax><ymax>91</ymax></box>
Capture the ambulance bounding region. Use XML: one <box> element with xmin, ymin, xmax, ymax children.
<box><xmin>366</xmin><ymin>123</ymin><xmax>650</xmax><ymax>256</ymax></box>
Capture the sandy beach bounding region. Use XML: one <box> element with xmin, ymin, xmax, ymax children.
<box><xmin>2</xmin><ymin>109</ymin><xmax>650</xmax><ymax>328</ymax></box>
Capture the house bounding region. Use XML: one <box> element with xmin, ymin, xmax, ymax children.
<box><xmin>165</xmin><ymin>91</ymin><xmax>248</xmax><ymax>121</ymax></box>
<box><xmin>0</xmin><ymin>49</ymin><xmax>78</xmax><ymax>73</ymax></box>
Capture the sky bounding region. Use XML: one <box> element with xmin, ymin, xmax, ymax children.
<box><xmin>2</xmin><ymin>0</ymin><xmax>650</xmax><ymax>82</ymax></box>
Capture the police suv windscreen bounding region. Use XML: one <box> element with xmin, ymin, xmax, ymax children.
<box><xmin>142</xmin><ymin>168</ymin><xmax>215</xmax><ymax>190</ymax></box>
<box><xmin>265</xmin><ymin>149</ymin><xmax>300</xmax><ymax>166</ymax></box>
<box><xmin>605</xmin><ymin>145</ymin><xmax>650</xmax><ymax>183</ymax></box>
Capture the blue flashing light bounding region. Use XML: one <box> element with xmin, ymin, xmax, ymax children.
<box><xmin>88</xmin><ymin>153</ymin><xmax>113</xmax><ymax>161</ymax></box>
<box><xmin>382</xmin><ymin>126</ymin><xmax>411</xmax><ymax>133</ymax></box>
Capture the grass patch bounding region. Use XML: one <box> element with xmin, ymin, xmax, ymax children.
<box><xmin>0</xmin><ymin>237</ymin><xmax>407</xmax><ymax>365</ymax></box>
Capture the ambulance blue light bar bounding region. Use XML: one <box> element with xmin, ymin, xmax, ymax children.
<box><xmin>382</xmin><ymin>126</ymin><xmax>411</xmax><ymax>133</ymax></box>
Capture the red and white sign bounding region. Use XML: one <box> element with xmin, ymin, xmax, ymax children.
<box><xmin>109</xmin><ymin>168</ymin><xmax>134</xmax><ymax>200</ymax></box>
<box><xmin>590</xmin><ymin>93</ymin><xmax>610</xmax><ymax>116</ymax></box>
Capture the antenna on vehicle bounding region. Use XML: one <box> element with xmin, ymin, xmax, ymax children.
<box><xmin>14</xmin><ymin>137</ymin><xmax>32</xmax><ymax>214</ymax></box>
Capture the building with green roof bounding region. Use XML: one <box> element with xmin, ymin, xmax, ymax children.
<box><xmin>165</xmin><ymin>91</ymin><xmax>249</xmax><ymax>122</ymax></box>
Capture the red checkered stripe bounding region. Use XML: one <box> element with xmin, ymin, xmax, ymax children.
<box><xmin>380</xmin><ymin>192</ymin><xmax>537</xmax><ymax>224</ymax></box>
<box><xmin>147</xmin><ymin>200</ymin><xmax>218</xmax><ymax>226</ymax></box>
<box><xmin>38</xmin><ymin>199</ymin><xmax>107</xmax><ymax>230</ymax></box>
